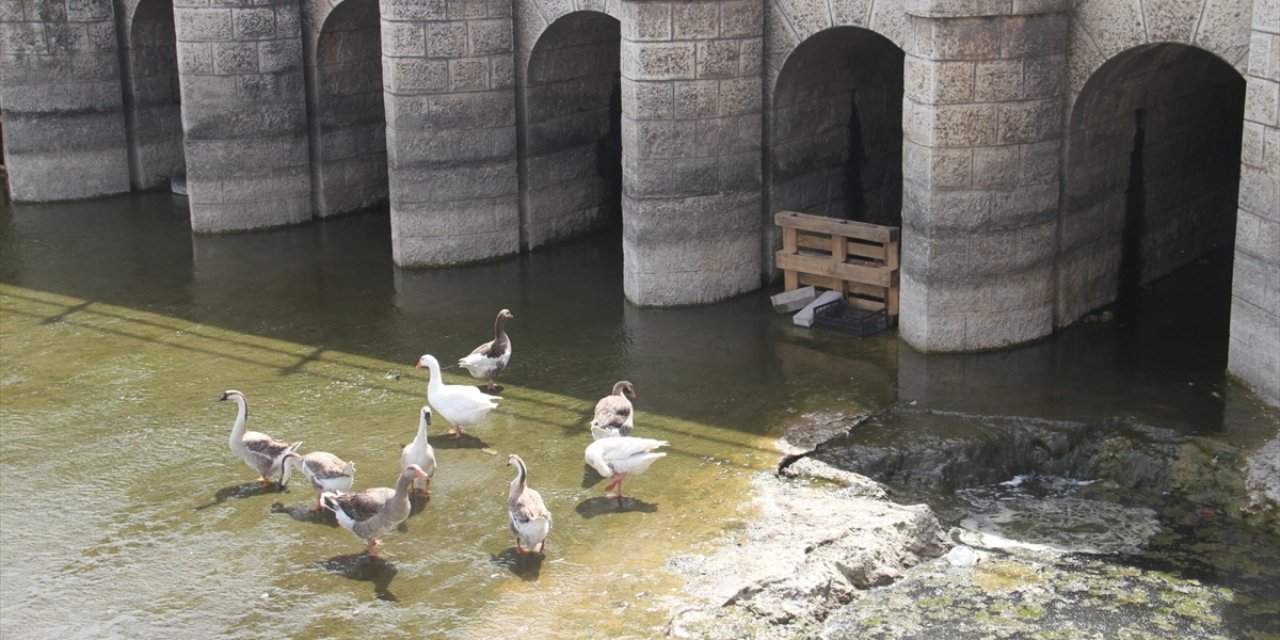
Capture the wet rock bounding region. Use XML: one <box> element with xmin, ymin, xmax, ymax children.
<box><xmin>669</xmin><ymin>468</ymin><xmax>949</xmax><ymax>638</ymax></box>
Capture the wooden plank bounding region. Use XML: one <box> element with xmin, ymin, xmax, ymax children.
<box><xmin>845</xmin><ymin>296</ymin><xmax>887</xmax><ymax>312</ymax></box>
<box><xmin>776</xmin><ymin>251</ymin><xmax>896</xmax><ymax>288</ymax></box>
<box><xmin>774</xmin><ymin>211</ymin><xmax>895</xmax><ymax>244</ymax></box>
<box><xmin>796</xmin><ymin>272</ymin><xmax>843</xmax><ymax>292</ymax></box>
<box><xmin>782</xmin><ymin>226</ymin><xmax>799</xmax><ymax>290</ymax></box>
<box><xmin>794</xmin><ymin>235</ymin><xmax>889</xmax><ymax>263</ymax></box>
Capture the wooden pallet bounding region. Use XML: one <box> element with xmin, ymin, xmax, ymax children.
<box><xmin>774</xmin><ymin>211</ymin><xmax>900</xmax><ymax>317</ymax></box>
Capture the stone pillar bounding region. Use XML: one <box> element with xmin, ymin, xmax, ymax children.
<box><xmin>381</xmin><ymin>0</ymin><xmax>518</xmax><ymax>266</ymax></box>
<box><xmin>899</xmin><ymin>0</ymin><xmax>1069</xmax><ymax>351</ymax></box>
<box><xmin>1229</xmin><ymin>0</ymin><xmax>1280</xmax><ymax>405</ymax></box>
<box><xmin>0</xmin><ymin>0</ymin><xmax>130</xmax><ymax>201</ymax></box>
<box><xmin>174</xmin><ymin>0</ymin><xmax>311</xmax><ymax>232</ymax></box>
<box><xmin>620</xmin><ymin>0</ymin><xmax>763</xmax><ymax>306</ymax></box>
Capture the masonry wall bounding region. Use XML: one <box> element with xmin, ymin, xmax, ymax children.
<box><xmin>381</xmin><ymin>0</ymin><xmax>518</xmax><ymax>266</ymax></box>
<box><xmin>174</xmin><ymin>0</ymin><xmax>312</xmax><ymax>232</ymax></box>
<box><xmin>898</xmin><ymin>1</ymin><xmax>1070</xmax><ymax>352</ymax></box>
<box><xmin>1229</xmin><ymin>0</ymin><xmax>1280</xmax><ymax>405</ymax></box>
<box><xmin>311</xmin><ymin>0</ymin><xmax>385</xmax><ymax>217</ymax></box>
<box><xmin>0</xmin><ymin>0</ymin><xmax>130</xmax><ymax>201</ymax></box>
<box><xmin>620</xmin><ymin>0</ymin><xmax>764</xmax><ymax>305</ymax></box>
<box><xmin>520</xmin><ymin>12</ymin><xmax>622</xmax><ymax>250</ymax></box>
<box><xmin>122</xmin><ymin>0</ymin><xmax>185</xmax><ymax>190</ymax></box>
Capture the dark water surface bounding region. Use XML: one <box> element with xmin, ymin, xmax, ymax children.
<box><xmin>1</xmin><ymin>193</ymin><xmax>1276</xmax><ymax>638</ymax></box>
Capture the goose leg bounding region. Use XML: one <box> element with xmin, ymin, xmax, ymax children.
<box><xmin>310</xmin><ymin>496</ymin><xmax>324</xmax><ymax>512</ymax></box>
<box><xmin>367</xmin><ymin>538</ymin><xmax>381</xmax><ymax>556</ymax></box>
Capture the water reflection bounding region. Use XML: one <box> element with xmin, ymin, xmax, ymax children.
<box><xmin>490</xmin><ymin>548</ymin><xmax>546</xmax><ymax>581</ymax></box>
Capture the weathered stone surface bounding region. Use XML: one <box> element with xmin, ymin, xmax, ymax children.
<box><xmin>669</xmin><ymin>471</ymin><xmax>948</xmax><ymax>636</ymax></box>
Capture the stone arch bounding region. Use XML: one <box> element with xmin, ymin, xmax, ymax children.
<box><xmin>307</xmin><ymin>0</ymin><xmax>387</xmax><ymax>218</ymax></box>
<box><xmin>1067</xmin><ymin>0</ymin><xmax>1253</xmax><ymax>115</ymax></box>
<box><xmin>1057</xmin><ymin>43</ymin><xmax>1246</xmax><ymax>326</ymax></box>
<box><xmin>518</xmin><ymin>10</ymin><xmax>622</xmax><ymax>249</ymax></box>
<box><xmin>767</xmin><ymin>26</ymin><xmax>904</xmax><ymax>226</ymax></box>
<box><xmin>765</xmin><ymin>0</ymin><xmax>907</xmax><ymax>87</ymax></box>
<box><xmin>120</xmin><ymin>0</ymin><xmax>184</xmax><ymax>191</ymax></box>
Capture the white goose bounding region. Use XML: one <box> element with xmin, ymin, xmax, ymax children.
<box><xmin>219</xmin><ymin>390</ymin><xmax>301</xmax><ymax>488</ymax></box>
<box><xmin>584</xmin><ymin>436</ymin><xmax>669</xmax><ymax>503</ymax></box>
<box><xmin>415</xmin><ymin>354</ymin><xmax>501</xmax><ymax>437</ymax></box>
<box><xmin>459</xmin><ymin>308</ymin><xmax>513</xmax><ymax>393</ymax></box>
<box><xmin>590</xmin><ymin>380</ymin><xmax>637</xmax><ymax>440</ymax></box>
<box><xmin>507</xmin><ymin>454</ymin><xmax>552</xmax><ymax>555</ymax></box>
<box><xmin>321</xmin><ymin>464</ymin><xmax>428</xmax><ymax>556</ymax></box>
<box><xmin>400</xmin><ymin>406</ymin><xmax>437</xmax><ymax>496</ymax></box>
<box><xmin>281</xmin><ymin>450</ymin><xmax>355</xmax><ymax>511</ymax></box>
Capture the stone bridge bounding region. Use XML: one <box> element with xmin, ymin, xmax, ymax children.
<box><xmin>1</xmin><ymin>0</ymin><xmax>1277</xmax><ymax>403</ymax></box>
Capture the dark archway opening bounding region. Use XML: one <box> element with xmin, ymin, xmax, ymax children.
<box><xmin>124</xmin><ymin>0</ymin><xmax>184</xmax><ymax>191</ymax></box>
<box><xmin>1061</xmin><ymin>44</ymin><xmax>1246</xmax><ymax>353</ymax></box>
<box><xmin>521</xmin><ymin>11</ymin><xmax>622</xmax><ymax>251</ymax></box>
<box><xmin>768</xmin><ymin>27</ymin><xmax>904</xmax><ymax>227</ymax></box>
<box><xmin>312</xmin><ymin>0</ymin><xmax>386</xmax><ymax>218</ymax></box>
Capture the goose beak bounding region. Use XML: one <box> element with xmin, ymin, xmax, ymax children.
<box><xmin>415</xmin><ymin>361</ymin><xmax>424</xmax><ymax>369</ymax></box>
<box><xmin>217</xmin><ymin>392</ymin><xmax>229</xmax><ymax>401</ymax></box>
<box><xmin>414</xmin><ymin>467</ymin><xmax>429</xmax><ymax>479</ymax></box>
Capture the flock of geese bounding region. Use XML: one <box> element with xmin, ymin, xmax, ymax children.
<box><xmin>220</xmin><ymin>309</ymin><xmax>670</xmax><ymax>557</ymax></box>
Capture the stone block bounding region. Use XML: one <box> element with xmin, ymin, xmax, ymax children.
<box><xmin>382</xmin><ymin>21</ymin><xmax>425</xmax><ymax>57</ymax></box>
<box><xmin>381</xmin><ymin>0</ymin><xmax>447</xmax><ymax>21</ymax></box>
<box><xmin>384</xmin><ymin>57</ymin><xmax>449</xmax><ymax>92</ymax></box>
<box><xmin>673</xmin><ymin>3</ymin><xmax>718</xmax><ymax>39</ymax></box>
<box><xmin>974</xmin><ymin>59</ymin><xmax>1022</xmax><ymax>102</ymax></box>
<box><xmin>258</xmin><ymin>38</ymin><xmax>301</xmax><ymax>73</ymax></box>
<box><xmin>1073</xmin><ymin>0</ymin><xmax>1143</xmax><ymax>60</ymax></box>
<box><xmin>177</xmin><ymin>8</ymin><xmax>233</xmax><ymax>43</ymax></box>
<box><xmin>1245</xmin><ymin>77</ymin><xmax>1278</xmax><ymax>127</ymax></box>
<box><xmin>470</xmin><ymin>18</ymin><xmax>512</xmax><ymax>55</ymax></box>
<box><xmin>447</xmin><ymin>0</ymin><xmax>489</xmax><ymax>20</ymax></box>
<box><xmin>830</xmin><ymin>0</ymin><xmax>874</xmax><ymax>27</ymax></box>
<box><xmin>66</xmin><ymin>0</ymin><xmax>111</xmax><ymax>21</ymax></box>
<box><xmin>779</xmin><ymin>0</ymin><xmax>835</xmax><ymax>42</ymax></box>
<box><xmin>233</xmin><ymin>7</ymin><xmax>276</xmax><ymax>40</ymax></box>
<box><xmin>720</xmin><ymin>0</ymin><xmax>763</xmax><ymax>38</ymax></box>
<box><xmin>717</xmin><ymin>76</ymin><xmax>759</xmax><ymax>116</ymax></box>
<box><xmin>996</xmin><ymin>98</ymin><xmax>1062</xmax><ymax>144</ymax></box>
<box><xmin>932</xmin><ymin>103</ymin><xmax>997</xmax><ymax>147</ymax></box>
<box><xmin>696</xmin><ymin>39</ymin><xmax>739</xmax><ymax>78</ymax></box>
<box><xmin>491</xmin><ymin>54</ymin><xmax>514</xmax><ymax>88</ymax></box>
<box><xmin>627</xmin><ymin>118</ymin><xmax>697</xmax><ymax>158</ymax></box>
<box><xmin>237</xmin><ymin>73</ymin><xmax>305</xmax><ymax>104</ymax></box>
<box><xmin>623</xmin><ymin>41</ymin><xmax>695</xmax><ymax>80</ymax></box>
<box><xmin>622</xmin><ymin>80</ymin><xmax>673</xmax><ymax>119</ymax></box>
<box><xmin>674</xmin><ymin>80</ymin><xmax>719</xmax><ymax>119</ymax></box>
<box><xmin>911</xmin><ymin>16</ymin><xmax>1000</xmax><ymax>60</ymax></box>
<box><xmin>1194</xmin><ymin>0</ymin><xmax>1252</xmax><ymax>69</ymax></box>
<box><xmin>1238</xmin><ymin>163</ymin><xmax>1279</xmax><ymax>220</ymax></box>
<box><xmin>426</xmin><ymin>22</ymin><xmax>469</xmax><ymax>58</ymax></box>
<box><xmin>1023</xmin><ymin>54</ymin><xmax>1064</xmax><ymax>99</ymax></box>
<box><xmin>1228</xmin><ymin>296</ymin><xmax>1280</xmax><ymax>405</ymax></box>
<box><xmin>999</xmin><ymin>13</ymin><xmax>1067</xmax><ymax>58</ymax></box>
<box><xmin>1019</xmin><ymin>139</ymin><xmax>1059</xmax><ymax>185</ymax></box>
<box><xmin>623</xmin><ymin>2</ymin><xmax>673</xmax><ymax>41</ymax></box>
<box><xmin>45</xmin><ymin>23</ymin><xmax>87</xmax><ymax>53</ymax></box>
<box><xmin>428</xmin><ymin>90</ymin><xmax>515</xmax><ymax>129</ymax></box>
<box><xmin>213</xmin><ymin>41</ymin><xmax>258</xmax><ymax>73</ymax></box>
<box><xmin>970</xmin><ymin>145</ymin><xmax>1019</xmax><ymax>189</ymax></box>
<box><xmin>449</xmin><ymin>57</ymin><xmax>491</xmax><ymax>91</ymax></box>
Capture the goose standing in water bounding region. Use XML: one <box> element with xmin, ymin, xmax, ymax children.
<box><xmin>459</xmin><ymin>308</ymin><xmax>513</xmax><ymax>393</ymax></box>
<box><xmin>280</xmin><ymin>451</ymin><xmax>355</xmax><ymax>511</ymax></box>
<box><xmin>321</xmin><ymin>464</ymin><xmax>428</xmax><ymax>556</ymax></box>
<box><xmin>590</xmin><ymin>381</ymin><xmax>637</xmax><ymax>440</ymax></box>
<box><xmin>400</xmin><ymin>406</ymin><xmax>437</xmax><ymax>496</ymax></box>
<box><xmin>415</xmin><ymin>354</ymin><xmax>501</xmax><ymax>437</ymax></box>
<box><xmin>584</xmin><ymin>436</ymin><xmax>668</xmax><ymax>503</ymax></box>
<box><xmin>507</xmin><ymin>454</ymin><xmax>551</xmax><ymax>555</ymax></box>
<box><xmin>219</xmin><ymin>390</ymin><xmax>301</xmax><ymax>488</ymax></box>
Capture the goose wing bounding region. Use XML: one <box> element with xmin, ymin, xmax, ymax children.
<box><xmin>303</xmin><ymin>453</ymin><xmax>352</xmax><ymax>482</ymax></box>
<box><xmin>511</xmin><ymin>488</ymin><xmax>551</xmax><ymax>524</ymax></box>
<box><xmin>591</xmin><ymin>395</ymin><xmax>632</xmax><ymax>433</ymax></box>
<box><xmin>243</xmin><ymin>432</ymin><xmax>297</xmax><ymax>464</ymax></box>
<box><xmin>332</xmin><ymin>487</ymin><xmax>394</xmax><ymax>523</ymax></box>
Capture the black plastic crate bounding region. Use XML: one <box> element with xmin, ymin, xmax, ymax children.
<box><xmin>812</xmin><ymin>299</ymin><xmax>890</xmax><ymax>336</ymax></box>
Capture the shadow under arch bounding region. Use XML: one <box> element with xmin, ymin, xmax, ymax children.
<box><xmin>767</xmin><ymin>26</ymin><xmax>905</xmax><ymax>234</ymax></box>
<box><xmin>120</xmin><ymin>0</ymin><xmax>185</xmax><ymax>191</ymax></box>
<box><xmin>518</xmin><ymin>10</ymin><xmax>623</xmax><ymax>252</ymax></box>
<box><xmin>306</xmin><ymin>0</ymin><xmax>388</xmax><ymax>218</ymax></box>
<box><xmin>1058</xmin><ymin>43</ymin><xmax>1245</xmax><ymax>341</ymax></box>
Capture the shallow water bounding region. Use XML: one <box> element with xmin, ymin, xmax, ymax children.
<box><xmin>0</xmin><ymin>194</ymin><xmax>895</xmax><ymax>639</ymax></box>
<box><xmin>2</xmin><ymin>193</ymin><xmax>1277</xmax><ymax>638</ymax></box>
